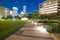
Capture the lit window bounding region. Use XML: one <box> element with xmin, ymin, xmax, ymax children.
<box><xmin>44</xmin><ymin>3</ymin><xmax>47</xmax><ymax>5</ymax></box>
<box><xmin>49</xmin><ymin>2</ymin><xmax>51</xmax><ymax>4</ymax></box>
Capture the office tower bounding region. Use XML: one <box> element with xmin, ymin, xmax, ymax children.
<box><xmin>23</xmin><ymin>6</ymin><xmax>26</xmax><ymax>15</ymax></box>
<box><xmin>12</xmin><ymin>7</ymin><xmax>18</xmax><ymax>16</ymax></box>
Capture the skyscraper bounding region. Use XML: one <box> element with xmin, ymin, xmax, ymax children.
<box><xmin>23</xmin><ymin>6</ymin><xmax>26</xmax><ymax>15</ymax></box>
<box><xmin>12</xmin><ymin>7</ymin><xmax>18</xmax><ymax>16</ymax></box>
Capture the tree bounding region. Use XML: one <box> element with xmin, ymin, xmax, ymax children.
<box><xmin>7</xmin><ymin>15</ymin><xmax>13</xmax><ymax>19</ymax></box>
<box><xmin>27</xmin><ymin>12</ymin><xmax>33</xmax><ymax>19</ymax></box>
<box><xmin>27</xmin><ymin>10</ymin><xmax>40</xmax><ymax>20</ymax></box>
<box><xmin>14</xmin><ymin>16</ymin><xmax>21</xmax><ymax>19</ymax></box>
<box><xmin>32</xmin><ymin>10</ymin><xmax>40</xmax><ymax>20</ymax></box>
<box><xmin>2</xmin><ymin>16</ymin><xmax>8</xmax><ymax>19</ymax></box>
<box><xmin>2</xmin><ymin>15</ymin><xmax>13</xmax><ymax>19</ymax></box>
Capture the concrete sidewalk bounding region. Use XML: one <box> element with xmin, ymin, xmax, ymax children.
<box><xmin>5</xmin><ymin>22</ymin><xmax>53</xmax><ymax>40</ymax></box>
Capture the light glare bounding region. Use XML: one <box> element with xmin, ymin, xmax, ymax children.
<box><xmin>21</xmin><ymin>18</ymin><xmax>28</xmax><ymax>21</ymax></box>
<box><xmin>35</xmin><ymin>26</ymin><xmax>47</xmax><ymax>33</ymax></box>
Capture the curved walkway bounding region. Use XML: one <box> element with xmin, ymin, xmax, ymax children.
<box><xmin>5</xmin><ymin>21</ymin><xmax>53</xmax><ymax>40</ymax></box>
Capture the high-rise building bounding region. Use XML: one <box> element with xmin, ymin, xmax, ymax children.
<box><xmin>12</xmin><ymin>7</ymin><xmax>18</xmax><ymax>16</ymax></box>
<box><xmin>23</xmin><ymin>6</ymin><xmax>26</xmax><ymax>15</ymax></box>
<box><xmin>39</xmin><ymin>0</ymin><xmax>60</xmax><ymax>15</ymax></box>
<box><xmin>0</xmin><ymin>6</ymin><xmax>10</xmax><ymax>16</ymax></box>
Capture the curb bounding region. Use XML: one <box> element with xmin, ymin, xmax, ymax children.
<box><xmin>51</xmin><ymin>33</ymin><xmax>60</xmax><ymax>40</ymax></box>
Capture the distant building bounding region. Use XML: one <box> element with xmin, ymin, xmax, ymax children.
<box><xmin>12</xmin><ymin>7</ymin><xmax>18</xmax><ymax>16</ymax></box>
<box><xmin>0</xmin><ymin>6</ymin><xmax>4</xmax><ymax>16</ymax></box>
<box><xmin>0</xmin><ymin>6</ymin><xmax>10</xmax><ymax>16</ymax></box>
<box><xmin>23</xmin><ymin>6</ymin><xmax>26</xmax><ymax>15</ymax></box>
<box><xmin>20</xmin><ymin>11</ymin><xmax>24</xmax><ymax>14</ymax></box>
<box><xmin>3</xmin><ymin>8</ymin><xmax>10</xmax><ymax>16</ymax></box>
<box><xmin>19</xmin><ymin>6</ymin><xmax>27</xmax><ymax>17</ymax></box>
<box><xmin>10</xmin><ymin>11</ymin><xmax>13</xmax><ymax>15</ymax></box>
<box><xmin>39</xmin><ymin>0</ymin><xmax>60</xmax><ymax>14</ymax></box>
<box><xmin>19</xmin><ymin>11</ymin><xmax>24</xmax><ymax>17</ymax></box>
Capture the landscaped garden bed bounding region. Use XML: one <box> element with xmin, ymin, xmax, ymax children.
<box><xmin>44</xmin><ymin>23</ymin><xmax>60</xmax><ymax>34</ymax></box>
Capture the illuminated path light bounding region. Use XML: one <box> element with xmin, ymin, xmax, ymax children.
<box><xmin>30</xmin><ymin>20</ymin><xmax>48</xmax><ymax>33</ymax></box>
<box><xmin>31</xmin><ymin>21</ymin><xmax>38</xmax><ymax>25</ymax></box>
<box><xmin>31</xmin><ymin>21</ymin><xmax>34</xmax><ymax>23</ymax></box>
<box><xmin>21</xmin><ymin>17</ymin><xmax>28</xmax><ymax>21</ymax></box>
<box><xmin>34</xmin><ymin>26</ymin><xmax>48</xmax><ymax>33</ymax></box>
<box><xmin>33</xmin><ymin>22</ymin><xmax>37</xmax><ymax>25</ymax></box>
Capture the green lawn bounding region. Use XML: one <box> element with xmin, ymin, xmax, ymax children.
<box><xmin>0</xmin><ymin>20</ymin><xmax>25</xmax><ymax>40</ymax></box>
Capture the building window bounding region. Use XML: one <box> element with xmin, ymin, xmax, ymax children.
<box><xmin>44</xmin><ymin>3</ymin><xmax>47</xmax><ymax>6</ymax></box>
<box><xmin>49</xmin><ymin>2</ymin><xmax>51</xmax><ymax>4</ymax></box>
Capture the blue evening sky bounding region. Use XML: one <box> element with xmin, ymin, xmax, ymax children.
<box><xmin>0</xmin><ymin>0</ymin><xmax>45</xmax><ymax>13</ymax></box>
